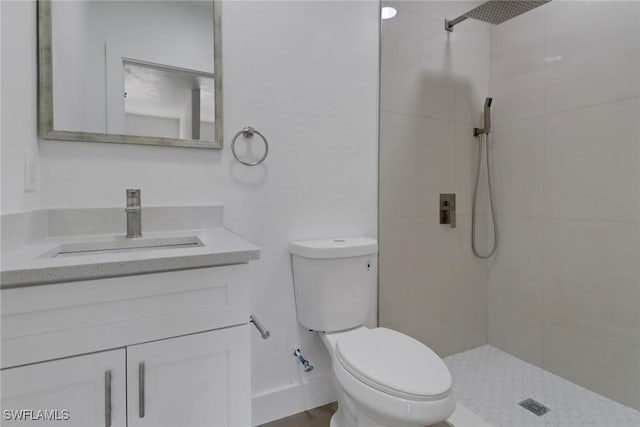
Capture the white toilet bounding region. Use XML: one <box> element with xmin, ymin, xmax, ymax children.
<box><xmin>290</xmin><ymin>238</ymin><xmax>456</xmax><ymax>427</ymax></box>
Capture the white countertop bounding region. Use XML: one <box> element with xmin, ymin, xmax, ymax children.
<box><xmin>0</xmin><ymin>227</ymin><xmax>260</xmax><ymax>288</ymax></box>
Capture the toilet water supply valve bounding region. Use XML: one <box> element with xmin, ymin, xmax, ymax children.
<box><xmin>293</xmin><ymin>349</ymin><xmax>314</xmax><ymax>372</ymax></box>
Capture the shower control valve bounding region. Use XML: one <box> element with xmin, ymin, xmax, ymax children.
<box><xmin>440</xmin><ymin>193</ymin><xmax>456</xmax><ymax>228</ymax></box>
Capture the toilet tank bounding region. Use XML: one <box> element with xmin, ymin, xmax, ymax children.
<box><xmin>290</xmin><ymin>238</ymin><xmax>378</xmax><ymax>332</ymax></box>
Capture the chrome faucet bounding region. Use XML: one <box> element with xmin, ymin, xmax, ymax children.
<box><xmin>125</xmin><ymin>189</ymin><xmax>142</xmax><ymax>238</ymax></box>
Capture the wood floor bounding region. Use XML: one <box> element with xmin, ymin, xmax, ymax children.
<box><xmin>258</xmin><ymin>402</ymin><xmax>338</xmax><ymax>427</ymax></box>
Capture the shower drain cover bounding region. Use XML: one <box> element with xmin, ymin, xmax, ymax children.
<box><xmin>519</xmin><ymin>398</ymin><xmax>550</xmax><ymax>416</ymax></box>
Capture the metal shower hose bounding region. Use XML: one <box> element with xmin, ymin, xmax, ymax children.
<box><xmin>472</xmin><ymin>132</ymin><xmax>498</xmax><ymax>258</ymax></box>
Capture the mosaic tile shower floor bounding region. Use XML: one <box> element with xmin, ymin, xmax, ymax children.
<box><xmin>444</xmin><ymin>345</ymin><xmax>640</xmax><ymax>427</ymax></box>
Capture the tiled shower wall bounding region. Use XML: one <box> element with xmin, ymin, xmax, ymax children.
<box><xmin>380</xmin><ymin>0</ymin><xmax>640</xmax><ymax>412</ymax></box>
<box><xmin>487</xmin><ymin>1</ymin><xmax>640</xmax><ymax>410</ymax></box>
<box><xmin>379</xmin><ymin>1</ymin><xmax>491</xmax><ymax>357</ymax></box>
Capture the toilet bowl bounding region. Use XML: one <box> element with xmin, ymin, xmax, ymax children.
<box><xmin>321</xmin><ymin>327</ymin><xmax>455</xmax><ymax>427</ymax></box>
<box><xmin>289</xmin><ymin>238</ymin><xmax>456</xmax><ymax>427</ymax></box>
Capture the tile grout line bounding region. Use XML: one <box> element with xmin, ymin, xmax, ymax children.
<box><xmin>381</xmin><ymin>213</ymin><xmax>640</xmax><ymax>226</ymax></box>
<box><xmin>381</xmin><ymin>95</ymin><xmax>640</xmax><ymax>130</ymax></box>
<box><xmin>540</xmin><ymin>3</ymin><xmax>548</xmax><ymax>373</ymax></box>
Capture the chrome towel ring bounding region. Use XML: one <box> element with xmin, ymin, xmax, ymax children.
<box><xmin>231</xmin><ymin>126</ymin><xmax>269</xmax><ymax>166</ymax></box>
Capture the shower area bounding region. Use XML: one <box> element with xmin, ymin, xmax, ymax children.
<box><xmin>378</xmin><ymin>0</ymin><xmax>640</xmax><ymax>425</ymax></box>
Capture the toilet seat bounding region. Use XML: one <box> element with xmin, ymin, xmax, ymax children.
<box><xmin>330</xmin><ymin>327</ymin><xmax>456</xmax><ymax>426</ymax></box>
<box><xmin>335</xmin><ymin>328</ymin><xmax>452</xmax><ymax>401</ymax></box>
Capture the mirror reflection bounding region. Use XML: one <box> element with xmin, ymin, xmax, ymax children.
<box><xmin>123</xmin><ymin>61</ymin><xmax>215</xmax><ymax>140</ymax></box>
<box><xmin>47</xmin><ymin>0</ymin><xmax>218</xmax><ymax>146</ymax></box>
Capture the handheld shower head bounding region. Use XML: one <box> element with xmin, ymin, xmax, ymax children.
<box><xmin>472</xmin><ymin>96</ymin><xmax>498</xmax><ymax>258</ymax></box>
<box><xmin>474</xmin><ymin>97</ymin><xmax>493</xmax><ymax>136</ymax></box>
<box><xmin>484</xmin><ymin>97</ymin><xmax>492</xmax><ymax>134</ymax></box>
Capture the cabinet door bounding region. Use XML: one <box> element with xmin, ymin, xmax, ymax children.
<box><xmin>1</xmin><ymin>349</ymin><xmax>126</xmax><ymax>427</ymax></box>
<box><xmin>127</xmin><ymin>325</ymin><xmax>250</xmax><ymax>427</ymax></box>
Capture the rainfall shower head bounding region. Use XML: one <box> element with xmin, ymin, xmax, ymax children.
<box><xmin>445</xmin><ymin>1</ymin><xmax>551</xmax><ymax>32</ymax></box>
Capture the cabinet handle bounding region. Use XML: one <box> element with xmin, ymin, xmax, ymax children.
<box><xmin>105</xmin><ymin>370</ymin><xmax>112</xmax><ymax>427</ymax></box>
<box><xmin>138</xmin><ymin>362</ymin><xmax>145</xmax><ymax>418</ymax></box>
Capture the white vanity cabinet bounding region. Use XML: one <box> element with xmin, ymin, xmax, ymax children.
<box><xmin>1</xmin><ymin>349</ymin><xmax>127</xmax><ymax>427</ymax></box>
<box><xmin>1</xmin><ymin>265</ymin><xmax>253</xmax><ymax>427</ymax></box>
<box><xmin>127</xmin><ymin>327</ymin><xmax>250</xmax><ymax>427</ymax></box>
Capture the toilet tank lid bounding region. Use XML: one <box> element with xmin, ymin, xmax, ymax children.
<box><xmin>290</xmin><ymin>238</ymin><xmax>378</xmax><ymax>259</ymax></box>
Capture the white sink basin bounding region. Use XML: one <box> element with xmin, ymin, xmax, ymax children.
<box><xmin>43</xmin><ymin>236</ymin><xmax>204</xmax><ymax>258</ymax></box>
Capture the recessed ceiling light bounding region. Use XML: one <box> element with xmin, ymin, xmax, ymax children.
<box><xmin>381</xmin><ymin>6</ymin><xmax>397</xmax><ymax>20</ymax></box>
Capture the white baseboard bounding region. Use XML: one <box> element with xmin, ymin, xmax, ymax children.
<box><xmin>252</xmin><ymin>374</ymin><xmax>337</xmax><ymax>426</ymax></box>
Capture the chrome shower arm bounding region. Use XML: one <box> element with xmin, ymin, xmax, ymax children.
<box><xmin>445</xmin><ymin>16</ymin><xmax>468</xmax><ymax>32</ymax></box>
<box><xmin>445</xmin><ymin>1</ymin><xmax>551</xmax><ymax>32</ymax></box>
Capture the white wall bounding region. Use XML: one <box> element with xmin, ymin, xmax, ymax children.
<box><xmin>1</xmin><ymin>1</ymin><xmax>41</xmax><ymax>214</ymax></box>
<box><xmin>224</xmin><ymin>2</ymin><xmax>378</xmax><ymax>423</ymax></box>
<box><xmin>0</xmin><ymin>0</ymin><xmax>379</xmax><ymax>424</ymax></box>
<box><xmin>488</xmin><ymin>0</ymin><xmax>640</xmax><ymax>410</ymax></box>
<box><xmin>378</xmin><ymin>1</ymin><xmax>490</xmax><ymax>357</ymax></box>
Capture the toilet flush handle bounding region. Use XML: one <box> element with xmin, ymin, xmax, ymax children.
<box><xmin>250</xmin><ymin>315</ymin><xmax>270</xmax><ymax>339</ymax></box>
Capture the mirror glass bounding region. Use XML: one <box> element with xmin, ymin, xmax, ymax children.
<box><xmin>123</xmin><ymin>60</ymin><xmax>215</xmax><ymax>140</ymax></box>
<box><xmin>41</xmin><ymin>0</ymin><xmax>221</xmax><ymax>148</ymax></box>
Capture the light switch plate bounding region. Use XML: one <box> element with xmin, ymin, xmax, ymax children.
<box><xmin>24</xmin><ymin>150</ymin><xmax>38</xmax><ymax>192</ymax></box>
